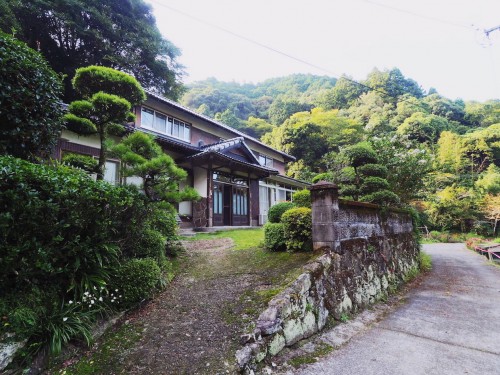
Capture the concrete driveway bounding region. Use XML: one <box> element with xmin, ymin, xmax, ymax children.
<box><xmin>294</xmin><ymin>243</ymin><xmax>500</xmax><ymax>375</ymax></box>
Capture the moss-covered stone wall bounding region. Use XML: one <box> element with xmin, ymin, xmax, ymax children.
<box><xmin>235</xmin><ymin>182</ymin><xmax>419</xmax><ymax>372</ymax></box>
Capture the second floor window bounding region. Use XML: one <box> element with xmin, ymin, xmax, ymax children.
<box><xmin>141</xmin><ymin>107</ymin><xmax>191</xmax><ymax>142</ymax></box>
<box><xmin>258</xmin><ymin>153</ymin><xmax>274</xmax><ymax>168</ymax></box>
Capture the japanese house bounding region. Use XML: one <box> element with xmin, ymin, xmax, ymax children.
<box><xmin>56</xmin><ymin>92</ymin><xmax>308</xmax><ymax>228</ymax></box>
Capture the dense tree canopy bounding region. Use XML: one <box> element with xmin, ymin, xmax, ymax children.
<box><xmin>181</xmin><ymin>68</ymin><xmax>498</xmax><ymax>233</ymax></box>
<box><xmin>2</xmin><ymin>0</ymin><xmax>184</xmax><ymax>101</ymax></box>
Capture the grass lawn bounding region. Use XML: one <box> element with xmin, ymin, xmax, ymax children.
<box><xmin>183</xmin><ymin>228</ymin><xmax>264</xmax><ymax>250</ymax></box>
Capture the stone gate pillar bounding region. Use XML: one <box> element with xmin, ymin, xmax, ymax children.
<box><xmin>310</xmin><ymin>181</ymin><xmax>339</xmax><ymax>251</ymax></box>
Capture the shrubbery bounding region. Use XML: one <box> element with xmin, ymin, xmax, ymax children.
<box><xmin>281</xmin><ymin>207</ymin><xmax>313</xmax><ymax>252</ymax></box>
<box><xmin>268</xmin><ymin>202</ymin><xmax>296</xmax><ymax>223</ymax></box>
<box><xmin>292</xmin><ymin>189</ymin><xmax>311</xmax><ymax>208</ymax></box>
<box><xmin>0</xmin><ymin>32</ymin><xmax>64</xmax><ymax>160</ymax></box>
<box><xmin>0</xmin><ymin>156</ymin><xmax>175</xmax><ymax>360</ymax></box>
<box><xmin>110</xmin><ymin>258</ymin><xmax>162</xmax><ymax>308</ymax></box>
<box><xmin>263</xmin><ymin>222</ymin><xmax>286</xmax><ymax>251</ymax></box>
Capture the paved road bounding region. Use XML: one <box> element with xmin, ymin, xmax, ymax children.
<box><xmin>295</xmin><ymin>243</ymin><xmax>500</xmax><ymax>375</ymax></box>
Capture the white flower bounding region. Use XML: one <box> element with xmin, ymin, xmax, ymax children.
<box><xmin>68</xmin><ymin>300</ymin><xmax>73</xmax><ymax>305</ymax></box>
<box><xmin>63</xmin><ymin>317</ymin><xmax>68</xmax><ymax>322</ymax></box>
<box><xmin>99</xmin><ymin>297</ymin><xmax>103</xmax><ymax>302</ymax></box>
<box><xmin>115</xmin><ymin>289</ymin><xmax>118</xmax><ymax>292</ymax></box>
<box><xmin>90</xmin><ymin>300</ymin><xmax>95</xmax><ymax>304</ymax></box>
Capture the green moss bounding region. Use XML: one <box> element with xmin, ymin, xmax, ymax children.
<box><xmin>58</xmin><ymin>322</ymin><xmax>143</xmax><ymax>374</ymax></box>
<box><xmin>288</xmin><ymin>342</ymin><xmax>334</xmax><ymax>368</ymax></box>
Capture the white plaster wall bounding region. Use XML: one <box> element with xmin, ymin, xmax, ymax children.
<box><xmin>178</xmin><ymin>178</ymin><xmax>193</xmax><ymax>215</ymax></box>
<box><xmin>193</xmin><ymin>167</ymin><xmax>208</xmax><ymax>198</ymax></box>
<box><xmin>61</xmin><ymin>129</ymin><xmax>101</xmax><ymax>148</ymax></box>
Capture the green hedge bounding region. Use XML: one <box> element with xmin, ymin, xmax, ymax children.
<box><xmin>0</xmin><ymin>32</ymin><xmax>63</xmax><ymax>160</ymax></box>
<box><xmin>0</xmin><ymin>156</ymin><xmax>171</xmax><ymax>358</ymax></box>
<box><xmin>111</xmin><ymin>258</ymin><xmax>161</xmax><ymax>308</ymax></box>
<box><xmin>282</xmin><ymin>207</ymin><xmax>313</xmax><ymax>252</ymax></box>
<box><xmin>264</xmin><ymin>222</ymin><xmax>286</xmax><ymax>251</ymax></box>
<box><xmin>268</xmin><ymin>202</ymin><xmax>296</xmax><ymax>223</ymax></box>
<box><xmin>292</xmin><ymin>189</ymin><xmax>311</xmax><ymax>208</ymax></box>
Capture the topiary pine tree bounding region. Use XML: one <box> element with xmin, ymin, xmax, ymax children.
<box><xmin>111</xmin><ymin>131</ymin><xmax>199</xmax><ymax>207</ymax></box>
<box><xmin>340</xmin><ymin>142</ymin><xmax>399</xmax><ymax>205</ymax></box>
<box><xmin>64</xmin><ymin>66</ymin><xmax>146</xmax><ymax>180</ymax></box>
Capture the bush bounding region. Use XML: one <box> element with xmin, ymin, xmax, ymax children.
<box><xmin>311</xmin><ymin>172</ymin><xmax>334</xmax><ymax>183</ymax></box>
<box><xmin>360</xmin><ymin>177</ymin><xmax>390</xmax><ymax>194</ymax></box>
<box><xmin>357</xmin><ymin>163</ymin><xmax>388</xmax><ymax>178</ymax></box>
<box><xmin>0</xmin><ymin>156</ymin><xmax>180</xmax><ymax>359</ymax></box>
<box><xmin>61</xmin><ymin>152</ymin><xmax>98</xmax><ymax>173</ymax></box>
<box><xmin>268</xmin><ymin>202</ymin><xmax>296</xmax><ymax>223</ymax></box>
<box><xmin>0</xmin><ymin>32</ymin><xmax>63</xmax><ymax>160</ymax></box>
<box><xmin>0</xmin><ymin>156</ymin><xmax>148</xmax><ymax>294</ymax></box>
<box><xmin>264</xmin><ymin>222</ymin><xmax>286</xmax><ymax>251</ymax></box>
<box><xmin>293</xmin><ymin>189</ymin><xmax>311</xmax><ymax>208</ymax></box>
<box><xmin>281</xmin><ymin>207</ymin><xmax>313</xmax><ymax>252</ymax></box>
<box><xmin>111</xmin><ymin>258</ymin><xmax>161</xmax><ymax>308</ymax></box>
<box><xmin>361</xmin><ymin>190</ymin><xmax>400</xmax><ymax>205</ymax></box>
<box><xmin>133</xmin><ymin>228</ymin><xmax>167</xmax><ymax>260</ymax></box>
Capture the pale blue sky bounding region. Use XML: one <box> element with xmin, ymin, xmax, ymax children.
<box><xmin>150</xmin><ymin>0</ymin><xmax>500</xmax><ymax>101</ymax></box>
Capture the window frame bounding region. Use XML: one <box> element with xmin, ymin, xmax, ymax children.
<box><xmin>141</xmin><ymin>106</ymin><xmax>191</xmax><ymax>143</ymax></box>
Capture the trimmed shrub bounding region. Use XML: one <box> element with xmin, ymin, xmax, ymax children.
<box><xmin>344</xmin><ymin>143</ymin><xmax>377</xmax><ymax>168</ymax></box>
<box><xmin>133</xmin><ymin>228</ymin><xmax>167</xmax><ymax>260</ymax></box>
<box><xmin>0</xmin><ymin>156</ymin><xmax>179</xmax><ymax>359</ymax></box>
<box><xmin>0</xmin><ymin>32</ymin><xmax>64</xmax><ymax>160</ymax></box>
<box><xmin>264</xmin><ymin>222</ymin><xmax>286</xmax><ymax>251</ymax></box>
<box><xmin>361</xmin><ymin>190</ymin><xmax>400</xmax><ymax>205</ymax></box>
<box><xmin>357</xmin><ymin>163</ymin><xmax>388</xmax><ymax>178</ymax></box>
<box><xmin>0</xmin><ymin>156</ymin><xmax>147</xmax><ymax>294</ymax></box>
<box><xmin>360</xmin><ymin>176</ymin><xmax>390</xmax><ymax>194</ymax></box>
<box><xmin>268</xmin><ymin>202</ymin><xmax>296</xmax><ymax>223</ymax></box>
<box><xmin>293</xmin><ymin>189</ymin><xmax>311</xmax><ymax>208</ymax></box>
<box><xmin>340</xmin><ymin>184</ymin><xmax>359</xmax><ymax>199</ymax></box>
<box><xmin>61</xmin><ymin>152</ymin><xmax>99</xmax><ymax>173</ymax></box>
<box><xmin>111</xmin><ymin>258</ymin><xmax>161</xmax><ymax>308</ymax></box>
<box><xmin>311</xmin><ymin>172</ymin><xmax>334</xmax><ymax>183</ymax></box>
<box><xmin>281</xmin><ymin>207</ymin><xmax>313</xmax><ymax>252</ymax></box>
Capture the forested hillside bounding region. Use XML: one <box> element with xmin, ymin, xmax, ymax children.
<box><xmin>182</xmin><ymin>69</ymin><xmax>500</xmax><ymax>235</ymax></box>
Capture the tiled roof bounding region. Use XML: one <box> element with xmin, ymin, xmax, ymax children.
<box><xmin>201</xmin><ymin>137</ymin><xmax>245</xmax><ymax>152</ymax></box>
<box><xmin>184</xmin><ymin>150</ymin><xmax>279</xmax><ymax>175</ymax></box>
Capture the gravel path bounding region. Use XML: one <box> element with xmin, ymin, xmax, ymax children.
<box><xmin>115</xmin><ymin>238</ymin><xmax>255</xmax><ymax>374</ymax></box>
<box><xmin>54</xmin><ymin>236</ymin><xmax>317</xmax><ymax>375</ymax></box>
<box><xmin>289</xmin><ymin>243</ymin><xmax>500</xmax><ymax>375</ymax></box>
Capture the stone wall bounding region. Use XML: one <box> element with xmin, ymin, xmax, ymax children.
<box><xmin>236</xmin><ymin>182</ymin><xmax>419</xmax><ymax>371</ymax></box>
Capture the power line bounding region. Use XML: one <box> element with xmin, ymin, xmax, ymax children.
<box><xmin>360</xmin><ymin>0</ymin><xmax>473</xmax><ymax>29</ymax></box>
<box><xmin>148</xmin><ymin>0</ymin><xmax>454</xmax><ymax>108</ymax></box>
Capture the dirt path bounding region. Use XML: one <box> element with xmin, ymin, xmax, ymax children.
<box><xmin>117</xmin><ymin>238</ymin><xmax>248</xmax><ymax>374</ymax></box>
<box><xmin>283</xmin><ymin>243</ymin><xmax>500</xmax><ymax>375</ymax></box>
<box><xmin>55</xmin><ymin>236</ymin><xmax>317</xmax><ymax>375</ymax></box>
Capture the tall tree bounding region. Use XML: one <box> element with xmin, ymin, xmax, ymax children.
<box><xmin>64</xmin><ymin>66</ymin><xmax>145</xmax><ymax>180</ymax></box>
<box><xmin>4</xmin><ymin>0</ymin><xmax>184</xmax><ymax>101</ymax></box>
<box><xmin>267</xmin><ymin>95</ymin><xmax>312</xmax><ymax>125</ymax></box>
<box><xmin>315</xmin><ymin>75</ymin><xmax>366</xmax><ymax>110</ymax></box>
